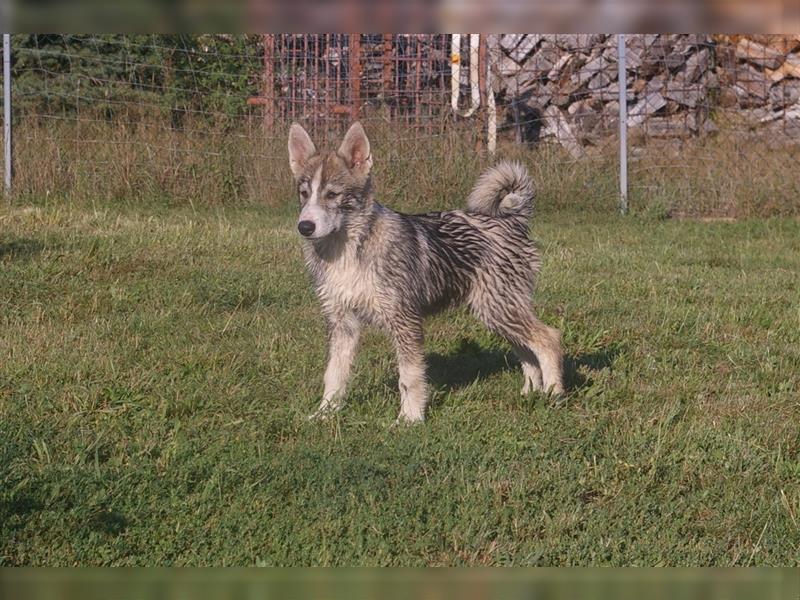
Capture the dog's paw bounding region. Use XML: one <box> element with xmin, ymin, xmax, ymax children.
<box><xmin>543</xmin><ymin>382</ymin><xmax>565</xmax><ymax>397</ymax></box>
<box><xmin>392</xmin><ymin>411</ymin><xmax>425</xmax><ymax>427</ymax></box>
<box><xmin>307</xmin><ymin>402</ymin><xmax>342</xmax><ymax>422</ymax></box>
<box><xmin>520</xmin><ymin>377</ymin><xmax>543</xmax><ymax>396</ymax></box>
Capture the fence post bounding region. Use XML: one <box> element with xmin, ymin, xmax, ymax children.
<box><xmin>382</xmin><ymin>33</ymin><xmax>393</xmax><ymax>115</ymax></box>
<box><xmin>617</xmin><ymin>33</ymin><xmax>628</xmax><ymax>215</ymax></box>
<box><xmin>262</xmin><ymin>34</ymin><xmax>274</xmax><ymax>131</ymax></box>
<box><xmin>3</xmin><ymin>34</ymin><xmax>11</xmax><ymax>195</ymax></box>
<box><xmin>349</xmin><ymin>34</ymin><xmax>361</xmax><ymax>121</ymax></box>
<box><xmin>485</xmin><ymin>35</ymin><xmax>497</xmax><ymax>156</ymax></box>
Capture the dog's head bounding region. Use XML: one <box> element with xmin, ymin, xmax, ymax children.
<box><xmin>287</xmin><ymin>122</ymin><xmax>373</xmax><ymax>240</ymax></box>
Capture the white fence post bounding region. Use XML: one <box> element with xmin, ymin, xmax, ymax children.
<box><xmin>3</xmin><ymin>34</ymin><xmax>11</xmax><ymax>195</ymax></box>
<box><xmin>617</xmin><ymin>34</ymin><xmax>628</xmax><ymax>215</ymax></box>
<box><xmin>485</xmin><ymin>35</ymin><xmax>496</xmax><ymax>155</ymax></box>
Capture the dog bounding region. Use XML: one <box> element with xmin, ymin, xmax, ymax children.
<box><xmin>288</xmin><ymin>121</ymin><xmax>564</xmax><ymax>423</ymax></box>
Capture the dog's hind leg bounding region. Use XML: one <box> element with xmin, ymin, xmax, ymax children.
<box><xmin>309</xmin><ymin>312</ymin><xmax>361</xmax><ymax>420</ymax></box>
<box><xmin>512</xmin><ymin>343</ymin><xmax>543</xmax><ymax>395</ymax></box>
<box><xmin>511</xmin><ymin>314</ymin><xmax>563</xmax><ymax>395</ymax></box>
<box><xmin>391</xmin><ymin>318</ymin><xmax>428</xmax><ymax>424</ymax></box>
<box><xmin>472</xmin><ymin>300</ymin><xmax>564</xmax><ymax>396</ymax></box>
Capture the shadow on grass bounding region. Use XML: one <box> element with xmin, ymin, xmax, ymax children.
<box><xmin>425</xmin><ymin>338</ymin><xmax>620</xmax><ymax>395</ymax></box>
<box><xmin>564</xmin><ymin>345</ymin><xmax>620</xmax><ymax>393</ymax></box>
<box><xmin>0</xmin><ymin>238</ymin><xmax>44</xmax><ymax>260</ymax></box>
<box><xmin>0</xmin><ymin>494</ymin><xmax>44</xmax><ymax>523</ymax></box>
<box><xmin>426</xmin><ymin>338</ymin><xmax>514</xmax><ymax>392</ymax></box>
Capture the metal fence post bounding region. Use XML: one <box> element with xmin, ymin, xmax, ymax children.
<box><xmin>617</xmin><ymin>33</ymin><xmax>628</xmax><ymax>215</ymax></box>
<box><xmin>485</xmin><ymin>35</ymin><xmax>497</xmax><ymax>156</ymax></box>
<box><xmin>349</xmin><ymin>34</ymin><xmax>361</xmax><ymax>121</ymax></box>
<box><xmin>3</xmin><ymin>34</ymin><xmax>11</xmax><ymax>195</ymax></box>
<box><xmin>262</xmin><ymin>34</ymin><xmax>274</xmax><ymax>131</ymax></box>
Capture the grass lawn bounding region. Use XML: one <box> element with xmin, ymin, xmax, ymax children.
<box><xmin>1</xmin><ymin>201</ymin><xmax>799</xmax><ymax>566</ymax></box>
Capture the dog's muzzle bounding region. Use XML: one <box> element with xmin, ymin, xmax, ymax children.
<box><xmin>297</xmin><ymin>220</ymin><xmax>316</xmax><ymax>237</ymax></box>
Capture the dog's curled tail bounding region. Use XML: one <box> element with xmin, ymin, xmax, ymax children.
<box><xmin>465</xmin><ymin>160</ymin><xmax>534</xmax><ymax>219</ymax></box>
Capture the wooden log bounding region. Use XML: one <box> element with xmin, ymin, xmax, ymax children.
<box><xmin>717</xmin><ymin>87</ymin><xmax>739</xmax><ymax>108</ymax></box>
<box><xmin>783</xmin><ymin>53</ymin><xmax>800</xmax><ymax>78</ymax></box>
<box><xmin>575</xmin><ymin>54</ymin><xmax>610</xmax><ymax>85</ymax></box>
<box><xmin>542</xmin><ymin>105</ymin><xmax>586</xmax><ymax>158</ymax></box>
<box><xmin>588</xmin><ymin>71</ymin><xmax>614</xmax><ymax>90</ymax></box>
<box><xmin>521</xmin><ymin>81</ymin><xmax>556</xmax><ymax>107</ymax></box>
<box><xmin>568</xmin><ymin>99</ymin><xmax>602</xmax><ymax>142</ymax></box>
<box><xmin>519</xmin><ymin>48</ymin><xmax>557</xmax><ymax>79</ymax></box>
<box><xmin>641</xmin><ymin>115</ymin><xmax>694</xmax><ymax>138</ymax></box>
<box><xmin>529</xmin><ymin>42</ymin><xmax>560</xmax><ymax>73</ymax></box>
<box><xmin>495</xmin><ymin>54</ymin><xmax>522</xmax><ymax>78</ymax></box>
<box><xmin>735</xmin><ymin>38</ymin><xmax>785</xmax><ymax>70</ymax></box>
<box><xmin>745</xmin><ymin>35</ymin><xmax>800</xmax><ymax>54</ymax></box>
<box><xmin>504</xmin><ymin>64</ymin><xmax>543</xmax><ymax>96</ymax></box>
<box><xmin>500</xmin><ymin>34</ymin><xmax>526</xmax><ymax>54</ymax></box>
<box><xmin>664</xmin><ymin>79</ymin><xmax>707</xmax><ymax>108</ymax></box>
<box><xmin>644</xmin><ymin>74</ymin><xmax>667</xmax><ymax>95</ymax></box>
<box><xmin>631</xmin><ymin>78</ymin><xmax>648</xmax><ymax>94</ymax></box>
<box><xmin>639</xmin><ymin>36</ymin><xmax>677</xmax><ymax>77</ymax></box>
<box><xmin>591</xmin><ymin>81</ymin><xmax>635</xmax><ymax>102</ymax></box>
<box><xmin>547</xmin><ymin>54</ymin><xmax>573</xmax><ymax>82</ymax></box>
<box><xmin>766</xmin><ymin>65</ymin><xmax>788</xmax><ymax>82</ymax></box>
<box><xmin>683</xmin><ymin>47</ymin><xmax>710</xmax><ymax>83</ymax></box>
<box><xmin>622</xmin><ymin>36</ymin><xmax>646</xmax><ymax>69</ymax></box>
<box><xmin>627</xmin><ymin>91</ymin><xmax>667</xmax><ymax>126</ymax></box>
<box><xmin>555</xmin><ymin>34</ymin><xmax>607</xmax><ymax>51</ymax></box>
<box><xmin>681</xmin><ymin>34</ymin><xmax>711</xmax><ymax>49</ymax></box>
<box><xmin>730</xmin><ymin>64</ymin><xmax>771</xmax><ymax>103</ymax></box>
<box><xmin>741</xmin><ymin>107</ymin><xmax>785</xmax><ymax>124</ymax></box>
<box><xmin>769</xmin><ymin>79</ymin><xmax>800</xmax><ymax>108</ymax></box>
<box><xmin>509</xmin><ymin>35</ymin><xmax>543</xmax><ymax>63</ymax></box>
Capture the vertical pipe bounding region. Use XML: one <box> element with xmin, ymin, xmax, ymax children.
<box><xmin>450</xmin><ymin>34</ymin><xmax>481</xmax><ymax>118</ymax></box>
<box><xmin>469</xmin><ymin>34</ymin><xmax>480</xmax><ymax>115</ymax></box>
<box><xmin>323</xmin><ymin>34</ymin><xmax>330</xmax><ymax>127</ymax></box>
<box><xmin>617</xmin><ymin>33</ymin><xmax>628</xmax><ymax>215</ymax></box>
<box><xmin>303</xmin><ymin>34</ymin><xmax>310</xmax><ymax>132</ymax></box>
<box><xmin>289</xmin><ymin>36</ymin><xmax>297</xmax><ymax>123</ymax></box>
<box><xmin>414</xmin><ymin>36</ymin><xmax>422</xmax><ymax>129</ymax></box>
<box><xmin>477</xmin><ymin>34</ymin><xmax>487</xmax><ymax>152</ymax></box>
<box><xmin>3</xmin><ymin>34</ymin><xmax>11</xmax><ymax>195</ymax></box>
<box><xmin>349</xmin><ymin>33</ymin><xmax>361</xmax><ymax>121</ymax></box>
<box><xmin>477</xmin><ymin>34</ymin><xmax>487</xmax><ymax>107</ymax></box>
<box><xmin>486</xmin><ymin>35</ymin><xmax>497</xmax><ymax>156</ymax></box>
<box><xmin>335</xmin><ymin>35</ymin><xmax>341</xmax><ymax>111</ymax></box>
<box><xmin>382</xmin><ymin>33</ymin><xmax>393</xmax><ymax>119</ymax></box>
<box><xmin>451</xmin><ymin>33</ymin><xmax>461</xmax><ymax>114</ymax></box>
<box><xmin>262</xmin><ymin>34</ymin><xmax>274</xmax><ymax>131</ymax></box>
<box><xmin>313</xmin><ymin>34</ymin><xmax>320</xmax><ymax>132</ymax></box>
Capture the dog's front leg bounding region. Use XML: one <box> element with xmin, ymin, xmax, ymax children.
<box><xmin>309</xmin><ymin>312</ymin><xmax>361</xmax><ymax>420</ymax></box>
<box><xmin>392</xmin><ymin>319</ymin><xmax>428</xmax><ymax>424</ymax></box>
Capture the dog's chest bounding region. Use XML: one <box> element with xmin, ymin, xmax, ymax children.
<box><xmin>315</xmin><ymin>253</ymin><xmax>379</xmax><ymax>317</ymax></box>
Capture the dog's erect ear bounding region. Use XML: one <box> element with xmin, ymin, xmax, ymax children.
<box><xmin>337</xmin><ymin>122</ymin><xmax>372</xmax><ymax>177</ymax></box>
<box><xmin>288</xmin><ymin>123</ymin><xmax>317</xmax><ymax>177</ymax></box>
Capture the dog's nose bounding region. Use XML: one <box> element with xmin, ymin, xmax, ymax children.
<box><xmin>297</xmin><ymin>220</ymin><xmax>316</xmax><ymax>237</ymax></box>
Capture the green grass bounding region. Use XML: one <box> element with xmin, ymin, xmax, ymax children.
<box><xmin>1</xmin><ymin>200</ymin><xmax>799</xmax><ymax>566</ymax></box>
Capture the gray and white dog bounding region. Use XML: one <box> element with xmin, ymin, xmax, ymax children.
<box><xmin>288</xmin><ymin>121</ymin><xmax>564</xmax><ymax>423</ymax></box>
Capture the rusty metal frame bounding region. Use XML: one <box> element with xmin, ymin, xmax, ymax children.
<box><xmin>260</xmin><ymin>34</ymin><xmax>456</xmax><ymax>135</ymax></box>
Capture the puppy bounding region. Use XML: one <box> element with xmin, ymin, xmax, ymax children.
<box><xmin>289</xmin><ymin>122</ymin><xmax>564</xmax><ymax>423</ymax></box>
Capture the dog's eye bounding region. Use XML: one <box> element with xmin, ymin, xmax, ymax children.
<box><xmin>299</xmin><ymin>189</ymin><xmax>309</xmax><ymax>200</ymax></box>
<box><xmin>325</xmin><ymin>191</ymin><xmax>339</xmax><ymax>201</ymax></box>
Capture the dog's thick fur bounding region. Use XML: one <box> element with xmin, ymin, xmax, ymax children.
<box><xmin>288</xmin><ymin>122</ymin><xmax>564</xmax><ymax>423</ymax></box>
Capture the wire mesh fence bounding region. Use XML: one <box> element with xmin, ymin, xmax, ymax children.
<box><xmin>1</xmin><ymin>34</ymin><xmax>799</xmax><ymax>215</ymax></box>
